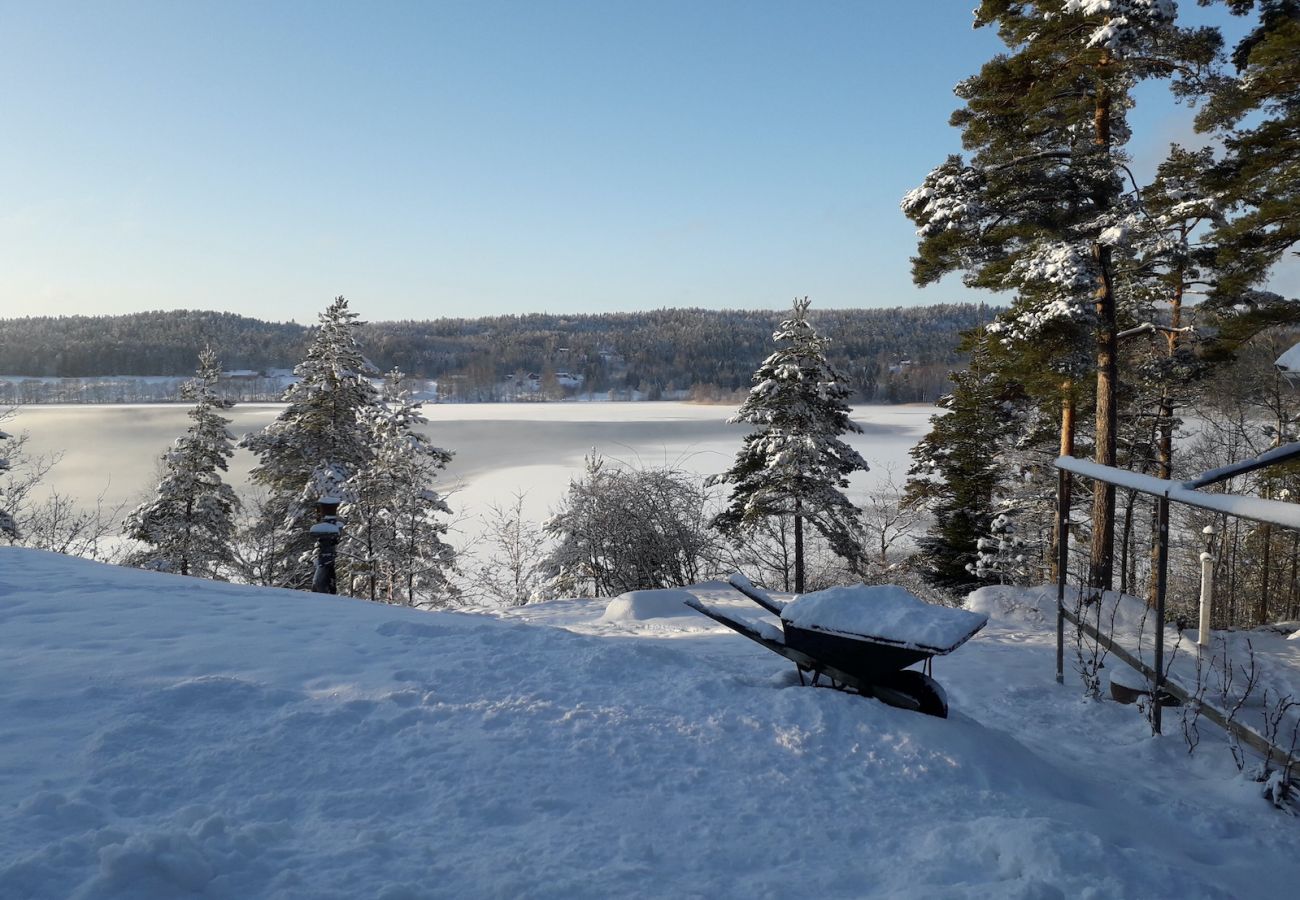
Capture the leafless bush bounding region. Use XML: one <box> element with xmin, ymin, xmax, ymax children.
<box><xmin>476</xmin><ymin>490</ymin><xmax>550</xmax><ymax>606</ymax></box>
<box><xmin>541</xmin><ymin>454</ymin><xmax>723</xmax><ymax>598</ymax></box>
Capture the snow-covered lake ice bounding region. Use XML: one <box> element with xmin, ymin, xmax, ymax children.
<box><xmin>3</xmin><ymin>402</ymin><xmax>939</xmax><ymax>548</ymax></box>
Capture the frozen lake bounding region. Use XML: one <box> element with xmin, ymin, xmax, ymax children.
<box><xmin>2</xmin><ymin>401</ymin><xmax>939</xmax><ymax>549</ymax></box>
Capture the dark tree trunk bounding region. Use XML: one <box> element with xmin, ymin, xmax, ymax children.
<box><xmin>1089</xmin><ymin>77</ymin><xmax>1118</xmax><ymax>593</ymax></box>
<box><xmin>1090</xmin><ymin>242</ymin><xmax>1118</xmax><ymax>592</ymax></box>
<box><xmin>794</xmin><ymin>501</ymin><xmax>805</xmax><ymax>595</ymax></box>
<box><xmin>1051</xmin><ymin>387</ymin><xmax>1075</xmax><ymax>583</ymax></box>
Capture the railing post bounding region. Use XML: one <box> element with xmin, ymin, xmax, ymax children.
<box><xmin>1152</xmin><ymin>494</ymin><xmax>1170</xmax><ymax>734</ymax></box>
<box><xmin>1198</xmin><ymin>524</ymin><xmax>1217</xmax><ymax>648</ymax></box>
<box><xmin>1056</xmin><ymin>468</ymin><xmax>1070</xmax><ymax>685</ymax></box>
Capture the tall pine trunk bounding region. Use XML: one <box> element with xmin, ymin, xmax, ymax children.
<box><xmin>1089</xmin><ymin>71</ymin><xmax>1118</xmax><ymax>592</ymax></box>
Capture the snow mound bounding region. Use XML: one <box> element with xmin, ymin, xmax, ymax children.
<box><xmin>782</xmin><ymin>583</ymin><xmax>987</xmax><ymax>652</ymax></box>
<box><xmin>965</xmin><ymin>584</ymin><xmax>1057</xmax><ymax>625</ymax></box>
<box><xmin>598</xmin><ymin>588</ymin><xmax>702</xmax><ymax>623</ymax></box>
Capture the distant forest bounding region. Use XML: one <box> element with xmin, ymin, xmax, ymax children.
<box><xmin>0</xmin><ymin>304</ymin><xmax>996</xmax><ymax>402</ymax></box>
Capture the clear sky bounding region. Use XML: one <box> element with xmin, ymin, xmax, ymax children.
<box><xmin>0</xmin><ymin>0</ymin><xmax>1279</xmax><ymax>323</ymax></box>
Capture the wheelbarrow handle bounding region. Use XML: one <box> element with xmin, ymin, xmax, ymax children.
<box><xmin>727</xmin><ymin>573</ymin><xmax>786</xmax><ymax>616</ymax></box>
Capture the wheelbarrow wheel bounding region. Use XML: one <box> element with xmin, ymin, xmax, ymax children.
<box><xmin>871</xmin><ymin>669</ymin><xmax>948</xmax><ymax>719</ymax></box>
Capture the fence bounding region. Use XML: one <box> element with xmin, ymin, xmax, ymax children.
<box><xmin>1053</xmin><ymin>444</ymin><xmax>1300</xmax><ymax>777</ymax></box>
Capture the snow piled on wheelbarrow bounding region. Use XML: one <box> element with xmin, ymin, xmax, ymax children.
<box><xmin>2</xmin><ymin>548</ymin><xmax>1298</xmax><ymax>899</ymax></box>
<box><xmin>781</xmin><ymin>583</ymin><xmax>987</xmax><ymax>653</ymax></box>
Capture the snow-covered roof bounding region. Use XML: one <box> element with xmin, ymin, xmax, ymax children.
<box><xmin>1276</xmin><ymin>341</ymin><xmax>1300</xmax><ymax>376</ymax></box>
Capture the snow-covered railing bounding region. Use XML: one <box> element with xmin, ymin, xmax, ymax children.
<box><xmin>1183</xmin><ymin>441</ymin><xmax>1300</xmax><ymax>491</ymax></box>
<box><xmin>1056</xmin><ymin>454</ymin><xmax>1300</xmax><ymax>529</ymax></box>
<box><xmin>1052</xmin><ymin>454</ymin><xmax>1300</xmax><ymax>779</ymax></box>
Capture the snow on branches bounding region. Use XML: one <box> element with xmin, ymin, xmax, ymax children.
<box><xmin>1060</xmin><ymin>0</ymin><xmax>1178</xmax><ymax>54</ymax></box>
<box><xmin>711</xmin><ymin>298</ymin><xmax>869</xmax><ymax>586</ymax></box>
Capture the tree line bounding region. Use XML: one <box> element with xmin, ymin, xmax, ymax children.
<box><xmin>0</xmin><ymin>304</ymin><xmax>994</xmax><ymax>403</ymax></box>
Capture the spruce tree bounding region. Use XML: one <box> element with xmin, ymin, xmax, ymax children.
<box><xmin>124</xmin><ymin>349</ymin><xmax>240</xmax><ymax>577</ymax></box>
<box><xmin>710</xmin><ymin>297</ymin><xmax>868</xmax><ymax>592</ymax></box>
<box><xmin>902</xmin><ymin>1</ymin><xmax>1220</xmax><ymax>590</ymax></box>
<box><xmin>906</xmin><ymin>336</ymin><xmax>1021</xmax><ymax>592</ymax></box>
<box><xmin>344</xmin><ymin>371</ymin><xmax>456</xmax><ymax>606</ymax></box>
<box><xmin>241</xmin><ymin>297</ymin><xmax>381</xmax><ymax>588</ymax></box>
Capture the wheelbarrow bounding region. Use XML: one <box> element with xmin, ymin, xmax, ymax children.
<box><xmin>685</xmin><ymin>574</ymin><xmax>987</xmax><ymax>718</ymax></box>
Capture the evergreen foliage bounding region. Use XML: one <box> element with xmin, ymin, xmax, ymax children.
<box><xmin>902</xmin><ymin>0</ymin><xmax>1221</xmax><ymax>589</ymax></box>
<box><xmin>123</xmin><ymin>349</ymin><xmax>240</xmax><ymax>577</ymax></box>
<box><xmin>343</xmin><ymin>372</ymin><xmax>456</xmax><ymax>606</ymax></box>
<box><xmin>906</xmin><ymin>339</ymin><xmax>1016</xmax><ymax>593</ymax></box>
<box><xmin>241</xmin><ymin>297</ymin><xmax>383</xmax><ymax>588</ymax></box>
<box><xmin>0</xmin><ymin>305</ymin><xmax>994</xmax><ymax>404</ymax></box>
<box><xmin>1197</xmin><ymin>0</ymin><xmax>1300</xmax><ymax>300</ymax></box>
<box><xmin>710</xmin><ymin>298</ymin><xmax>869</xmax><ymax>591</ymax></box>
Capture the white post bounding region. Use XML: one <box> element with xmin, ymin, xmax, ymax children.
<box><xmin>1198</xmin><ymin>524</ymin><xmax>1217</xmax><ymax>648</ymax></box>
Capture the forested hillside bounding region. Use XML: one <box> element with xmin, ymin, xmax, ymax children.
<box><xmin>0</xmin><ymin>303</ymin><xmax>995</xmax><ymax>401</ymax></box>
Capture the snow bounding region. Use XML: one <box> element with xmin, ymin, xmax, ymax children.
<box><xmin>781</xmin><ymin>584</ymin><xmax>988</xmax><ymax>653</ymax></box>
<box><xmin>598</xmin><ymin>588</ymin><xmax>702</xmax><ymax>623</ymax></box>
<box><xmin>3</xmin><ymin>549</ymin><xmax>1299</xmax><ymax>897</ymax></box>
<box><xmin>726</xmin><ymin>571</ymin><xmax>785</xmax><ymax>611</ymax></box>
<box><xmin>1275</xmin><ymin>340</ymin><xmax>1300</xmax><ymax>375</ymax></box>
<box><xmin>1056</xmin><ymin>455</ymin><xmax>1300</xmax><ymax>530</ymax></box>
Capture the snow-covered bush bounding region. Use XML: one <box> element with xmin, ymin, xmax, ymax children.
<box><xmin>541</xmin><ymin>454</ymin><xmax>721</xmax><ymax>598</ymax></box>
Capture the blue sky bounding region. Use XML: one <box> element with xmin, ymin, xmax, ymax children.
<box><xmin>0</xmin><ymin>0</ymin><xmax>1272</xmax><ymax>323</ymax></box>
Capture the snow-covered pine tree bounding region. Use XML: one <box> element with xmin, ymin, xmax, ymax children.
<box><xmin>970</xmin><ymin>398</ymin><xmax>1059</xmax><ymax>586</ymax></box>
<box><xmin>124</xmin><ymin>348</ymin><xmax>240</xmax><ymax>577</ymax></box>
<box><xmin>241</xmin><ymin>297</ymin><xmax>382</xmax><ymax>588</ymax></box>
<box><xmin>344</xmin><ymin>371</ymin><xmax>456</xmax><ymax>606</ymax></box>
<box><xmin>710</xmin><ymin>297</ymin><xmax>869</xmax><ymax>593</ymax></box>
<box><xmin>902</xmin><ymin>1</ymin><xmax>1221</xmax><ymax>590</ymax></box>
<box><xmin>906</xmin><ymin>336</ymin><xmax>1012</xmax><ymax>593</ymax></box>
<box><xmin>1196</xmin><ymin>0</ymin><xmax>1300</xmax><ymax>301</ymax></box>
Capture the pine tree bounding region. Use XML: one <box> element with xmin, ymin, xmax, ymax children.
<box><xmin>124</xmin><ymin>349</ymin><xmax>240</xmax><ymax>577</ymax></box>
<box><xmin>710</xmin><ymin>297</ymin><xmax>869</xmax><ymax>592</ymax></box>
<box><xmin>344</xmin><ymin>371</ymin><xmax>456</xmax><ymax>606</ymax></box>
<box><xmin>906</xmin><ymin>336</ymin><xmax>1019</xmax><ymax>593</ymax></box>
<box><xmin>241</xmin><ymin>297</ymin><xmax>381</xmax><ymax>588</ymax></box>
<box><xmin>1197</xmin><ymin>0</ymin><xmax>1300</xmax><ymax>299</ymax></box>
<box><xmin>902</xmin><ymin>1</ymin><xmax>1221</xmax><ymax>590</ymax></box>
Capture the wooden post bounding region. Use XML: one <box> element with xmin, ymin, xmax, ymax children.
<box><xmin>1152</xmin><ymin>495</ymin><xmax>1170</xmax><ymax>734</ymax></box>
<box><xmin>1056</xmin><ymin>468</ymin><xmax>1070</xmax><ymax>685</ymax></box>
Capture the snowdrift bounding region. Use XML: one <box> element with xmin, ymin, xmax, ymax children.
<box><xmin>1</xmin><ymin>549</ymin><xmax>1297</xmax><ymax>898</ymax></box>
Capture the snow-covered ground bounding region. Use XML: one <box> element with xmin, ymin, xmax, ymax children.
<box><xmin>2</xmin><ymin>548</ymin><xmax>1297</xmax><ymax>899</ymax></box>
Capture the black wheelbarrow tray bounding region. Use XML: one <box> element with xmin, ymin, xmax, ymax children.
<box><xmin>685</xmin><ymin>574</ymin><xmax>988</xmax><ymax>718</ymax></box>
